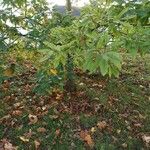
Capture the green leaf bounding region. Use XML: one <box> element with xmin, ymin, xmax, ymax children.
<box><xmin>44</xmin><ymin>42</ymin><xmax>59</xmax><ymax>51</ymax></box>
<box><xmin>106</xmin><ymin>52</ymin><xmax>122</xmax><ymax>69</ymax></box>
<box><xmin>111</xmin><ymin>66</ymin><xmax>120</xmax><ymax>77</ymax></box>
<box><xmin>128</xmin><ymin>48</ymin><xmax>137</xmax><ymax>57</ymax></box>
<box><xmin>116</xmin><ymin>7</ymin><xmax>129</xmax><ymax>20</ymax></box>
<box><xmin>99</xmin><ymin>56</ymin><xmax>109</xmax><ymax>76</ymax></box>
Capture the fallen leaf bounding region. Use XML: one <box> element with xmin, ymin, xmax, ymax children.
<box><xmin>4</xmin><ymin>143</ymin><xmax>16</xmax><ymax>150</ymax></box>
<box><xmin>80</xmin><ymin>130</ymin><xmax>86</xmax><ymax>139</ymax></box>
<box><xmin>4</xmin><ymin>66</ymin><xmax>15</xmax><ymax>77</ymax></box>
<box><xmin>142</xmin><ymin>135</ymin><xmax>150</xmax><ymax>144</ymax></box>
<box><xmin>85</xmin><ymin>134</ymin><xmax>94</xmax><ymax>147</ymax></box>
<box><xmin>19</xmin><ymin>136</ymin><xmax>29</xmax><ymax>142</ymax></box>
<box><xmin>55</xmin><ymin>94</ymin><xmax>62</xmax><ymax>100</ymax></box>
<box><xmin>116</xmin><ymin>129</ymin><xmax>121</xmax><ymax>134</ymax></box>
<box><xmin>55</xmin><ymin>129</ymin><xmax>61</xmax><ymax>137</ymax></box>
<box><xmin>34</xmin><ymin>140</ymin><xmax>40</xmax><ymax>150</ymax></box>
<box><xmin>24</xmin><ymin>129</ymin><xmax>34</xmax><ymax>138</ymax></box>
<box><xmin>97</xmin><ymin>121</ymin><xmax>107</xmax><ymax>130</ymax></box>
<box><xmin>0</xmin><ymin>115</ymin><xmax>11</xmax><ymax>123</ymax></box>
<box><xmin>12</xmin><ymin>110</ymin><xmax>22</xmax><ymax>116</ymax></box>
<box><xmin>42</xmin><ymin>106</ymin><xmax>47</xmax><ymax>111</ymax></box>
<box><xmin>37</xmin><ymin>127</ymin><xmax>46</xmax><ymax>133</ymax></box>
<box><xmin>127</xmin><ymin>126</ymin><xmax>132</xmax><ymax>131</ymax></box>
<box><xmin>80</xmin><ymin>130</ymin><xmax>94</xmax><ymax>147</ymax></box>
<box><xmin>1</xmin><ymin>139</ymin><xmax>17</xmax><ymax>150</ymax></box>
<box><xmin>79</xmin><ymin>82</ymin><xmax>84</xmax><ymax>86</ymax></box>
<box><xmin>28</xmin><ymin>114</ymin><xmax>38</xmax><ymax>124</ymax></box>
<box><xmin>139</xmin><ymin>114</ymin><xmax>146</xmax><ymax>119</ymax></box>
<box><xmin>49</xmin><ymin>115</ymin><xmax>59</xmax><ymax>119</ymax></box>
<box><xmin>133</xmin><ymin>123</ymin><xmax>142</xmax><ymax>128</ymax></box>
<box><xmin>91</xmin><ymin>127</ymin><xmax>96</xmax><ymax>133</ymax></box>
<box><xmin>92</xmin><ymin>83</ymin><xmax>102</xmax><ymax>88</ymax></box>
<box><xmin>122</xmin><ymin>143</ymin><xmax>127</xmax><ymax>148</ymax></box>
<box><xmin>50</xmin><ymin>69</ymin><xmax>57</xmax><ymax>75</ymax></box>
<box><xmin>13</xmin><ymin>102</ymin><xmax>22</xmax><ymax>108</ymax></box>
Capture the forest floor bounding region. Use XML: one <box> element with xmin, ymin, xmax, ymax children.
<box><xmin>0</xmin><ymin>54</ymin><xmax>150</xmax><ymax>150</ymax></box>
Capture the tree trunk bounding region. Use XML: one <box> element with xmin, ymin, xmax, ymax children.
<box><xmin>66</xmin><ymin>0</ymin><xmax>72</xmax><ymax>12</ymax></box>
<box><xmin>64</xmin><ymin>0</ymin><xmax>76</xmax><ymax>92</ymax></box>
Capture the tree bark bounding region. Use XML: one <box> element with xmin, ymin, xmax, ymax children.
<box><xmin>66</xmin><ymin>0</ymin><xmax>72</xmax><ymax>12</ymax></box>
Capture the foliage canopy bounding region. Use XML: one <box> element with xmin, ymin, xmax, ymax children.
<box><xmin>0</xmin><ymin>0</ymin><xmax>150</xmax><ymax>92</ymax></box>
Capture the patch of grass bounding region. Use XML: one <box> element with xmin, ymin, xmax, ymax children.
<box><xmin>80</xmin><ymin>114</ymin><xmax>98</xmax><ymax>128</ymax></box>
<box><xmin>0</xmin><ymin>55</ymin><xmax>150</xmax><ymax>149</ymax></box>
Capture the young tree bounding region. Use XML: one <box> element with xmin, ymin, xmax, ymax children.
<box><xmin>64</xmin><ymin>0</ymin><xmax>77</xmax><ymax>92</ymax></box>
<box><xmin>0</xmin><ymin>0</ymin><xmax>149</xmax><ymax>93</ymax></box>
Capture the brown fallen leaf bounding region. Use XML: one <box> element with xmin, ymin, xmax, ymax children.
<box><xmin>55</xmin><ymin>129</ymin><xmax>61</xmax><ymax>137</ymax></box>
<box><xmin>5</xmin><ymin>96</ymin><xmax>12</xmax><ymax>101</ymax></box>
<box><xmin>37</xmin><ymin>127</ymin><xmax>46</xmax><ymax>133</ymax></box>
<box><xmin>85</xmin><ymin>134</ymin><xmax>94</xmax><ymax>147</ymax></box>
<box><xmin>4</xmin><ymin>143</ymin><xmax>16</xmax><ymax>150</ymax></box>
<box><xmin>34</xmin><ymin>140</ymin><xmax>40</xmax><ymax>150</ymax></box>
<box><xmin>97</xmin><ymin>121</ymin><xmax>107</xmax><ymax>130</ymax></box>
<box><xmin>133</xmin><ymin>123</ymin><xmax>142</xmax><ymax>128</ymax></box>
<box><xmin>80</xmin><ymin>130</ymin><xmax>87</xmax><ymax>140</ymax></box>
<box><xmin>24</xmin><ymin>129</ymin><xmax>34</xmax><ymax>139</ymax></box>
<box><xmin>28</xmin><ymin>114</ymin><xmax>38</xmax><ymax>124</ymax></box>
<box><xmin>12</xmin><ymin>110</ymin><xmax>22</xmax><ymax>116</ymax></box>
<box><xmin>55</xmin><ymin>94</ymin><xmax>62</xmax><ymax>100</ymax></box>
<box><xmin>2</xmin><ymin>139</ymin><xmax>17</xmax><ymax>150</ymax></box>
<box><xmin>80</xmin><ymin>130</ymin><xmax>94</xmax><ymax>148</ymax></box>
<box><xmin>13</xmin><ymin>102</ymin><xmax>21</xmax><ymax>107</ymax></box>
<box><xmin>0</xmin><ymin>115</ymin><xmax>11</xmax><ymax>123</ymax></box>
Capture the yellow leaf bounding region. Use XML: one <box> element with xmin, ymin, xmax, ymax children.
<box><xmin>91</xmin><ymin>127</ymin><xmax>96</xmax><ymax>133</ymax></box>
<box><xmin>4</xmin><ymin>69</ymin><xmax>14</xmax><ymax>77</ymax></box>
<box><xmin>50</xmin><ymin>69</ymin><xmax>57</xmax><ymax>75</ymax></box>
<box><xmin>19</xmin><ymin>136</ymin><xmax>29</xmax><ymax>142</ymax></box>
<box><xmin>3</xmin><ymin>64</ymin><xmax>16</xmax><ymax>77</ymax></box>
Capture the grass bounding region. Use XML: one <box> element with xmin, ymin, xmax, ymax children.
<box><xmin>0</xmin><ymin>54</ymin><xmax>150</xmax><ymax>149</ymax></box>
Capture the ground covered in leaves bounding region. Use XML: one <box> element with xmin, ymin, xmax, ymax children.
<box><xmin>0</xmin><ymin>55</ymin><xmax>150</xmax><ymax>150</ymax></box>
